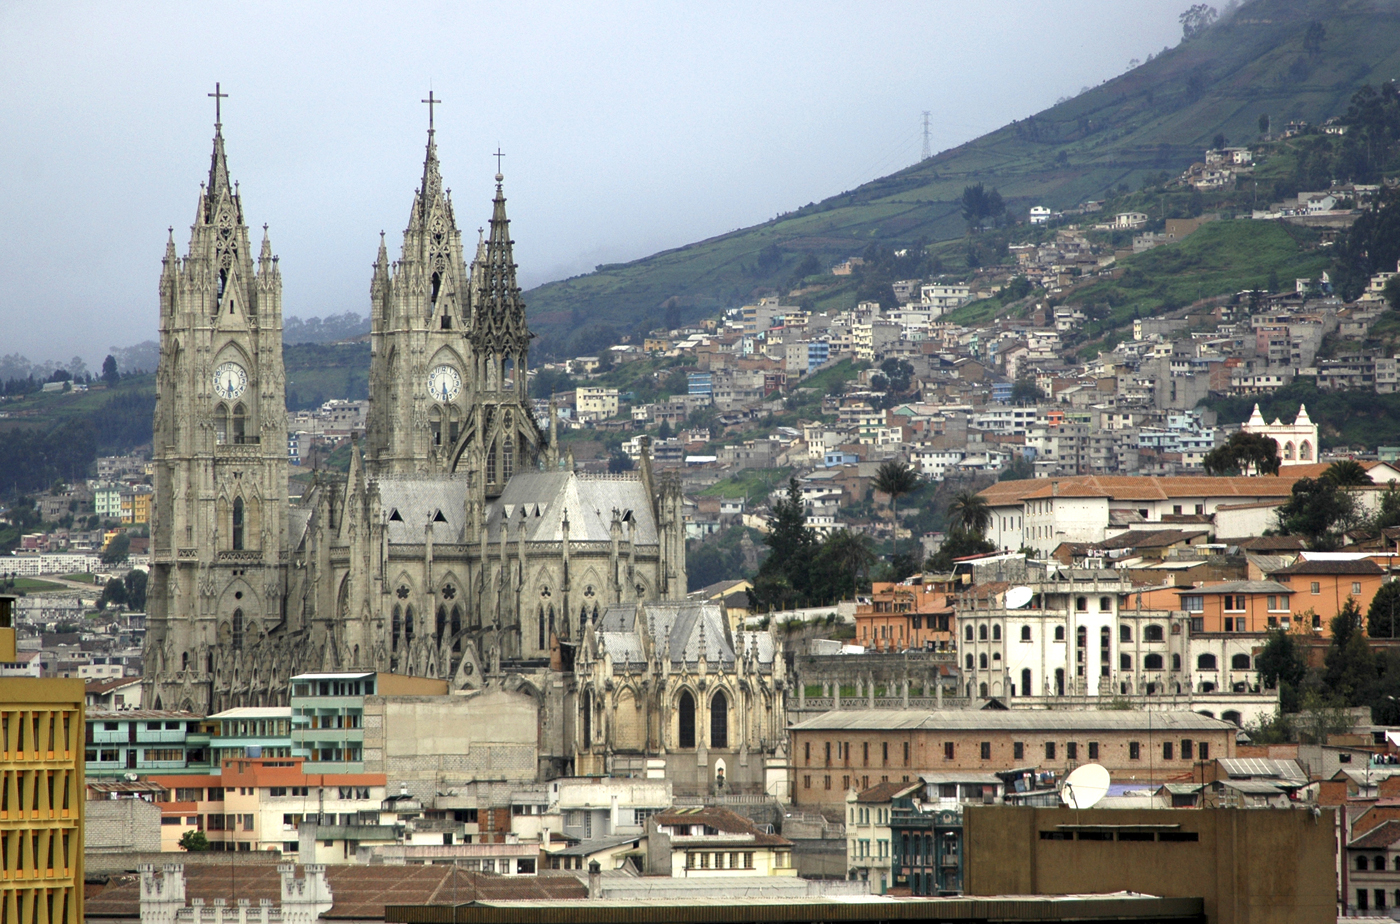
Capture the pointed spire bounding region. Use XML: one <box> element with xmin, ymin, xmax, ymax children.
<box><xmin>1247</xmin><ymin>403</ymin><xmax>1265</xmax><ymax>427</ymax></box>
<box><xmin>1295</xmin><ymin>403</ymin><xmax>1312</xmax><ymax>426</ymax></box>
<box><xmin>259</xmin><ymin>224</ymin><xmax>273</xmax><ymax>264</ymax></box>
<box><xmin>163</xmin><ymin>227</ymin><xmax>178</xmax><ymax>268</ymax></box>
<box><xmin>471</xmin><ymin>174</ymin><xmax>531</xmax><ymax>353</ymax></box>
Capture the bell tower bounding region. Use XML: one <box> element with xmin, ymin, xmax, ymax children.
<box><xmin>366</xmin><ymin>93</ymin><xmax>474</xmax><ymax>475</ymax></box>
<box><xmin>144</xmin><ymin>86</ymin><xmax>289</xmax><ymax>712</ymax></box>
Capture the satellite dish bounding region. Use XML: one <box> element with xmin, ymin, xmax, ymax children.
<box><xmin>1061</xmin><ymin>763</ymin><xmax>1110</xmax><ymax>809</ymax></box>
<box><xmin>1005</xmin><ymin>586</ymin><xmax>1034</xmax><ymax>609</ymax></box>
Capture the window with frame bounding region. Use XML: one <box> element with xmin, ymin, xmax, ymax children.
<box><xmin>1354</xmin><ymin>582</ymin><xmax>1363</xmax><ymax>594</ymax></box>
<box><xmin>1066</xmin><ymin>742</ymin><xmax>1078</xmax><ymax>761</ymax></box>
<box><xmin>1311</xmin><ymin>582</ymin><xmax>1321</xmax><ymax>594</ymax></box>
<box><xmin>1045</xmin><ymin>742</ymin><xmax>1056</xmax><ymax>760</ymax></box>
<box><xmin>1183</xmin><ymin>596</ymin><xmax>1204</xmax><ymax>613</ymax></box>
<box><xmin>944</xmin><ymin>741</ymin><xmax>954</xmax><ymax>760</ymax></box>
<box><xmin>1088</xmin><ymin>742</ymin><xmax>1099</xmax><ymax>760</ymax></box>
<box><xmin>1013</xmin><ymin>741</ymin><xmax>1024</xmax><ymax>760</ymax></box>
<box><xmin>980</xmin><ymin>742</ymin><xmax>991</xmax><ymax>759</ymax></box>
<box><xmin>1163</xmin><ymin>741</ymin><xmax>1174</xmax><ymax>760</ymax></box>
<box><xmin>1129</xmin><ymin>741</ymin><xmax>1140</xmax><ymax>760</ymax></box>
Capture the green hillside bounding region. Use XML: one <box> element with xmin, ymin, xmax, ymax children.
<box><xmin>524</xmin><ymin>0</ymin><xmax>1400</xmax><ymax>357</ymax></box>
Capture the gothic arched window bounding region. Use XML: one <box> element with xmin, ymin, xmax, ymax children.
<box><xmin>678</xmin><ymin>691</ymin><xmax>696</xmax><ymax>749</ymax></box>
<box><xmin>430</xmin><ymin>406</ymin><xmax>443</xmax><ymax>447</ymax></box>
<box><xmin>486</xmin><ymin>439</ymin><xmax>498</xmax><ymax>483</ymax></box>
<box><xmin>436</xmin><ymin>606</ymin><xmax>447</xmax><ymax>640</ymax></box>
<box><xmin>502</xmin><ymin>434</ymin><xmax>514</xmax><ymax>481</ymax></box>
<box><xmin>1021</xmin><ymin>668</ymin><xmax>1032</xmax><ymax>696</ymax></box>
<box><xmin>231</xmin><ymin>497</ymin><xmax>245</xmax><ymax>551</ymax></box>
<box><xmin>404</xmin><ymin>606</ymin><xmax>415</xmax><ymax>644</ymax></box>
<box><xmin>710</xmin><ymin>690</ymin><xmax>728</xmax><ymax>749</ymax></box>
<box><xmin>538</xmin><ymin>604</ymin><xmax>546</xmax><ymax>651</ymax></box>
<box><xmin>215</xmin><ymin>404</ymin><xmax>228</xmax><ymax>445</ymax></box>
<box><xmin>232</xmin><ymin>403</ymin><xmax>246</xmax><ymax>444</ymax></box>
<box><xmin>392</xmin><ymin>605</ymin><xmax>401</xmax><ymax>652</ymax></box>
<box><xmin>232</xmin><ymin>609</ymin><xmax>243</xmax><ymax>650</ymax></box>
<box><xmin>451</xmin><ymin>605</ymin><xmax>462</xmax><ymax>653</ymax></box>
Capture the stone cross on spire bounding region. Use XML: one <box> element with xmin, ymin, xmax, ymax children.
<box><xmin>421</xmin><ymin>91</ymin><xmax>440</xmax><ymax>133</ymax></box>
<box><xmin>208</xmin><ymin>82</ymin><xmax>227</xmax><ymax>127</ymax></box>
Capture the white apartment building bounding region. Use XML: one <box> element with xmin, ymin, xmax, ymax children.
<box><xmin>980</xmin><ymin>475</ymin><xmax>1300</xmax><ymax>557</ymax></box>
<box><xmin>576</xmin><ymin>386</ymin><xmax>620</xmax><ymax>421</ymax></box>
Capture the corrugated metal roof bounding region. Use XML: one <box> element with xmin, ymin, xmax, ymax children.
<box><xmin>1216</xmin><ymin>758</ymin><xmax>1307</xmax><ymax>781</ymax></box>
<box><xmin>789</xmin><ymin>709</ymin><xmax>1235</xmax><ymax>733</ymax></box>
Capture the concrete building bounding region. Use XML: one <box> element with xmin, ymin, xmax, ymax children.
<box><xmin>85</xmin><ymin>710</ymin><xmax>209</xmax><ymax>779</ymax></box>
<box><xmin>845</xmin><ymin>780</ymin><xmax>917</xmax><ymax>892</ymax></box>
<box><xmin>149</xmin><ymin>756</ymin><xmax>386</xmax><ymax>854</ymax></box>
<box><xmin>964</xmin><ymin>805</ymin><xmax>1336</xmax><ymax>924</ymax></box>
<box><xmin>650</xmin><ymin>806</ymin><xmax>795</xmax><ymax>877</ymax></box>
<box><xmin>208</xmin><ymin>706</ymin><xmax>293</xmax><ymax>764</ymax></box>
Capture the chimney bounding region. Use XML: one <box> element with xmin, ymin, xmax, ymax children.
<box><xmin>587</xmin><ymin>860</ymin><xmax>602</xmax><ymax>900</ymax></box>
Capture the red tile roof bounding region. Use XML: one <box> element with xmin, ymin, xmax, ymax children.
<box><xmin>83</xmin><ymin>865</ymin><xmax>586</xmax><ymax>920</ymax></box>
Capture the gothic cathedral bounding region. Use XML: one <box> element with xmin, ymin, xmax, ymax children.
<box><xmin>143</xmin><ymin>110</ymin><xmax>689</xmax><ymax>717</ymax></box>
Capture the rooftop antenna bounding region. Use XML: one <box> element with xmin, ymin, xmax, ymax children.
<box><xmin>921</xmin><ymin>111</ymin><xmax>932</xmax><ymax>161</ymax></box>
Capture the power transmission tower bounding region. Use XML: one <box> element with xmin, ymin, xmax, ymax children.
<box><xmin>921</xmin><ymin>111</ymin><xmax>932</xmax><ymax>161</ymax></box>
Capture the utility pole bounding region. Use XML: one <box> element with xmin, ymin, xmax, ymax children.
<box><xmin>921</xmin><ymin>112</ymin><xmax>932</xmax><ymax>161</ymax></box>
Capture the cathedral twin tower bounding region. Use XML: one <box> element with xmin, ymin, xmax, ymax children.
<box><xmin>143</xmin><ymin>100</ymin><xmax>686</xmax><ymax>713</ymax></box>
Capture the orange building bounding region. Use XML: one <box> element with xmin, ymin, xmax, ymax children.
<box><xmin>148</xmin><ymin>757</ymin><xmax>386</xmax><ymax>853</ymax></box>
<box><xmin>855</xmin><ymin>580</ymin><xmax>956</xmax><ymax>652</ymax></box>
<box><xmin>1267</xmin><ymin>558</ymin><xmax>1386</xmax><ymax>633</ymax></box>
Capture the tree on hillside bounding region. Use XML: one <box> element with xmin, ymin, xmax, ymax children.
<box><xmin>124</xmin><ymin>568</ymin><xmax>147</xmax><ymax>612</ymax></box>
<box><xmin>1303</xmin><ymin>20</ymin><xmax>1326</xmax><ymax>55</ymax></box>
<box><xmin>101</xmin><ymin>532</ymin><xmax>130</xmax><ymax>565</ymax></box>
<box><xmin>960</xmin><ymin>184</ymin><xmax>1005</xmax><ymax>234</ymax></box>
<box><xmin>1275</xmin><ymin>477</ymin><xmax>1360</xmax><ymax>550</ymax></box>
<box><xmin>1376</xmin><ymin>483</ymin><xmax>1400</xmax><ymax>531</ymax></box>
<box><xmin>101</xmin><ymin>355</ymin><xmax>119</xmax><ymax>387</ymax></box>
<box><xmin>814</xmin><ymin>530</ymin><xmax>876</xmax><ymax>602</ymax></box>
<box><xmin>874</xmin><ymin>461</ymin><xmax>920</xmax><ymax>562</ymax></box>
<box><xmin>748</xmin><ymin>478</ymin><xmax>816</xmax><ymax>611</ymax></box>
<box><xmin>1203</xmin><ymin>431</ymin><xmax>1279</xmax><ymax>476</ymax></box>
<box><xmin>1000</xmin><ymin>456</ymin><xmax>1034</xmax><ymax>482</ymax></box>
<box><xmin>948</xmin><ymin>491</ymin><xmax>992</xmax><ymax>537</ymax></box>
<box><xmin>1369</xmin><ymin>580</ymin><xmax>1400</xmax><ymax>639</ymax></box>
<box><xmin>1256</xmin><ymin>627</ymin><xmax>1308</xmax><ymax>714</ymax></box>
<box><xmin>1179</xmin><ymin>4</ymin><xmax>1217</xmax><ymax>40</ymax></box>
<box><xmin>1324</xmin><ymin>459</ymin><xmax>1370</xmax><ymax>487</ymax></box>
<box><xmin>1258</xmin><ymin>113</ymin><xmax>1270</xmax><ymax>137</ymax></box>
<box><xmin>1323</xmin><ymin>597</ymin><xmax>1378</xmax><ymax>706</ymax></box>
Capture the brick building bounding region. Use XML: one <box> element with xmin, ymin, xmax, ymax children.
<box><xmin>788</xmin><ymin>709</ymin><xmax>1237</xmax><ymax>808</ymax></box>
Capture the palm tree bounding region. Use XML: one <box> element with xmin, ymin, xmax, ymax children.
<box><xmin>818</xmin><ymin>529</ymin><xmax>876</xmax><ymax>600</ymax></box>
<box><xmin>873</xmin><ymin>460</ymin><xmax>920</xmax><ymax>562</ymax></box>
<box><xmin>948</xmin><ymin>490</ymin><xmax>992</xmax><ymax>537</ymax></box>
<box><xmin>1324</xmin><ymin>459</ymin><xmax>1370</xmax><ymax>487</ymax></box>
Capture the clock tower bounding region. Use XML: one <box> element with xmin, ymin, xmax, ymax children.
<box><xmin>366</xmin><ymin>97</ymin><xmax>475</xmax><ymax>476</ymax></box>
<box><xmin>144</xmin><ymin>93</ymin><xmax>290</xmax><ymax>713</ymax></box>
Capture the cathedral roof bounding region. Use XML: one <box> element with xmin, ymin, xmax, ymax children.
<box><xmin>377</xmin><ymin>475</ymin><xmax>472</xmax><ymax>543</ymax></box>
<box><xmin>485</xmin><ymin>472</ymin><xmax>659</xmax><ymax>545</ymax></box>
<box><xmin>596</xmin><ymin>601</ymin><xmax>777</xmax><ymax>667</ymax></box>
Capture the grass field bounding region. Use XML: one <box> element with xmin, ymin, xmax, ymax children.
<box><xmin>698</xmin><ymin>468</ymin><xmax>793</xmax><ymax>506</ymax></box>
<box><xmin>1</xmin><ymin>578</ymin><xmax>69</xmax><ymax>593</ymax></box>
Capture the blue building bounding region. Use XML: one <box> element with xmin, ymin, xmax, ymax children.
<box><xmin>687</xmin><ymin>371</ymin><xmax>713</xmax><ymax>399</ymax></box>
<box><xmin>807</xmin><ymin>341</ymin><xmax>830</xmax><ymax>372</ymax></box>
<box><xmin>85</xmin><ymin>709</ymin><xmax>211</xmax><ymax>778</ymax></box>
<box><xmin>991</xmin><ymin>382</ymin><xmax>1013</xmax><ymax>404</ymax></box>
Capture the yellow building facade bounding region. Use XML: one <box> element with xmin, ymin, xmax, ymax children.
<box><xmin>0</xmin><ymin>596</ymin><xmax>85</xmax><ymax>924</ymax></box>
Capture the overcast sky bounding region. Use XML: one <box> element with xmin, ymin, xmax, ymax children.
<box><xmin>0</xmin><ymin>1</ymin><xmax>1188</xmax><ymax>367</ymax></box>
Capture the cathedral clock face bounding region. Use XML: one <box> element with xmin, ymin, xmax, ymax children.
<box><xmin>427</xmin><ymin>364</ymin><xmax>462</xmax><ymax>402</ymax></box>
<box><xmin>212</xmin><ymin>362</ymin><xmax>248</xmax><ymax>400</ymax></box>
